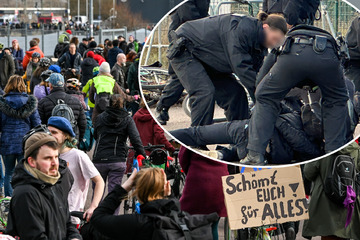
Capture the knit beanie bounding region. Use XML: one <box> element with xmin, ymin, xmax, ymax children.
<box><xmin>99</xmin><ymin>62</ymin><xmax>111</xmax><ymax>74</ymax></box>
<box><xmin>24</xmin><ymin>132</ymin><xmax>58</xmax><ymax>159</ymax></box>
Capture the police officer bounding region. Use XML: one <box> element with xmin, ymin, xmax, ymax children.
<box><xmin>263</xmin><ymin>0</ymin><xmax>320</xmax><ymax>26</ymax></box>
<box><xmin>168</xmin><ymin>12</ymin><xmax>287</xmax><ymax>127</ymax></box>
<box><xmin>156</xmin><ymin>0</ymin><xmax>210</xmax><ymax>125</ymax></box>
<box><xmin>242</xmin><ymin>25</ymin><xmax>350</xmax><ymax>165</ymax></box>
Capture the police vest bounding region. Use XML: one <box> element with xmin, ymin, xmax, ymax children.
<box><xmin>93</xmin><ymin>75</ymin><xmax>115</xmax><ymax>95</ymax></box>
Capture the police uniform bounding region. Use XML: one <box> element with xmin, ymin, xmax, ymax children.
<box><xmin>168</xmin><ymin>14</ymin><xmax>267</xmax><ymax>126</ymax></box>
<box><xmin>156</xmin><ymin>0</ymin><xmax>210</xmax><ymax>123</ymax></box>
<box><xmin>345</xmin><ymin>16</ymin><xmax>360</xmax><ymax>91</ymax></box>
<box><xmin>263</xmin><ymin>0</ymin><xmax>320</xmax><ymax>25</ymax></box>
<box><xmin>247</xmin><ymin>25</ymin><xmax>349</xmax><ymax>160</ymax></box>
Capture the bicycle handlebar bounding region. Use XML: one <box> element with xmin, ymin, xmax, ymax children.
<box><xmin>70</xmin><ymin>211</ymin><xmax>85</xmax><ymax>221</ymax></box>
<box><xmin>128</xmin><ymin>144</ymin><xmax>166</xmax><ymax>150</ymax></box>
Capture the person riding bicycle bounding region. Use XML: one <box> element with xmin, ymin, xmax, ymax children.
<box><xmin>47</xmin><ymin>116</ymin><xmax>105</xmax><ymax>225</ymax></box>
<box><xmin>29</xmin><ymin>57</ymin><xmax>51</xmax><ymax>94</ymax></box>
<box><xmin>6</xmin><ymin>132</ymin><xmax>81</xmax><ymax>240</ymax></box>
<box><xmin>168</xmin><ymin>12</ymin><xmax>287</xmax><ymax>126</ymax></box>
<box><xmin>56</xmin><ymin>43</ymin><xmax>82</xmax><ymax>75</ymax></box>
<box><xmin>91</xmin><ymin>167</ymin><xmax>218</xmax><ymax>240</ymax></box>
<box><xmin>92</xmin><ymin>94</ymin><xmax>145</xmax><ymax>203</ymax></box>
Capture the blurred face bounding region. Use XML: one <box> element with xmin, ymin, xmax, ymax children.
<box><xmin>129</xmin><ymin>36</ymin><xmax>134</xmax><ymax>42</ymax></box>
<box><xmin>48</xmin><ymin>126</ymin><xmax>67</xmax><ymax>145</ymax></box>
<box><xmin>69</xmin><ymin>44</ymin><xmax>76</xmax><ymax>54</ymax></box>
<box><xmin>28</xmin><ymin>145</ymin><xmax>59</xmax><ymax>177</ymax></box>
<box><xmin>4</xmin><ymin>49</ymin><xmax>10</xmax><ymax>55</ymax></box>
<box><xmin>83</xmin><ymin>40</ymin><xmax>88</xmax><ymax>45</ymax></box>
<box><xmin>12</xmin><ymin>41</ymin><xmax>18</xmax><ymax>49</ymax></box>
<box><xmin>263</xmin><ymin>24</ymin><xmax>285</xmax><ymax>49</ymax></box>
<box><xmin>32</xmin><ymin>57</ymin><xmax>39</xmax><ymax>63</ymax></box>
<box><xmin>118</xmin><ymin>37</ymin><xmax>125</xmax><ymax>42</ymax></box>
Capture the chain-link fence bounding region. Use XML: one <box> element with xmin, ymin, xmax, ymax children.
<box><xmin>142</xmin><ymin>0</ymin><xmax>359</xmax><ymax>66</ymax></box>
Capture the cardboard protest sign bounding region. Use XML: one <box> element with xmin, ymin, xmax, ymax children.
<box><xmin>222</xmin><ymin>166</ymin><xmax>309</xmax><ymax>230</ymax></box>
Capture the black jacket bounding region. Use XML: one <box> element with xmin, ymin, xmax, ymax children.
<box><xmin>93</xmin><ymin>107</ymin><xmax>145</xmax><ymax>163</ymax></box>
<box><xmin>6</xmin><ymin>159</ymin><xmax>80</xmax><ymax>240</ymax></box>
<box><xmin>91</xmin><ymin>185</ymin><xmax>181</xmax><ymax>240</ymax></box>
<box><xmin>176</xmin><ymin>14</ymin><xmax>267</xmax><ymax>101</ymax></box>
<box><xmin>79</xmin><ymin>42</ymin><xmax>88</xmax><ymax>56</ymax></box>
<box><xmin>347</xmin><ymin>16</ymin><xmax>360</xmax><ymax>63</ymax></box>
<box><xmin>38</xmin><ymin>87</ymin><xmax>86</xmax><ymax>140</ymax></box>
<box><xmin>81</xmin><ymin>57</ymin><xmax>99</xmax><ymax>86</ymax></box>
<box><xmin>168</xmin><ymin>0</ymin><xmax>210</xmax><ymax>41</ymax></box>
<box><xmin>107</xmin><ymin>47</ymin><xmax>123</xmax><ymax>69</ymax></box>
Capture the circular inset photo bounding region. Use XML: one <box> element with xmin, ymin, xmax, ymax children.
<box><xmin>139</xmin><ymin>0</ymin><xmax>360</xmax><ymax>167</ymax></box>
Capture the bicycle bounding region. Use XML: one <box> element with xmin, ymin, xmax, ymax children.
<box><xmin>166</xmin><ymin>150</ymin><xmax>186</xmax><ymax>199</ymax></box>
<box><xmin>224</xmin><ymin>217</ymin><xmax>284</xmax><ymax>240</ymax></box>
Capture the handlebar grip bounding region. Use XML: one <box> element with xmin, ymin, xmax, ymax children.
<box><xmin>70</xmin><ymin>211</ymin><xmax>85</xmax><ymax>221</ymax></box>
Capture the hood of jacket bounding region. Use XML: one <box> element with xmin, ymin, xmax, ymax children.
<box><xmin>0</xmin><ymin>93</ymin><xmax>37</xmax><ymax>119</ymax></box>
<box><xmin>11</xmin><ymin>158</ymin><xmax>68</xmax><ymax>189</ymax></box>
<box><xmin>25</xmin><ymin>46</ymin><xmax>41</xmax><ymax>57</ymax></box>
<box><xmin>82</xmin><ymin>57</ymin><xmax>98</xmax><ymax>67</ymax></box>
<box><xmin>140</xmin><ymin>198</ymin><xmax>181</xmax><ymax>215</ymax></box>
<box><xmin>99</xmin><ymin>107</ymin><xmax>129</xmax><ymax>127</ymax></box>
<box><xmin>339</xmin><ymin>142</ymin><xmax>360</xmax><ymax>155</ymax></box>
<box><xmin>133</xmin><ymin>108</ymin><xmax>153</xmax><ymax>122</ymax></box>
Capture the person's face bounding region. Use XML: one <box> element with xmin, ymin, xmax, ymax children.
<box><xmin>28</xmin><ymin>145</ymin><xmax>59</xmax><ymax>177</ymax></box>
<box><xmin>129</xmin><ymin>36</ymin><xmax>134</xmax><ymax>42</ymax></box>
<box><xmin>69</xmin><ymin>45</ymin><xmax>76</xmax><ymax>54</ymax></box>
<box><xmin>118</xmin><ymin>37</ymin><xmax>125</xmax><ymax>42</ymax></box>
<box><xmin>12</xmin><ymin>41</ymin><xmax>18</xmax><ymax>49</ymax></box>
<box><xmin>32</xmin><ymin>57</ymin><xmax>39</xmax><ymax>63</ymax></box>
<box><xmin>121</xmin><ymin>55</ymin><xmax>126</xmax><ymax>63</ymax></box>
<box><xmin>263</xmin><ymin>24</ymin><xmax>285</xmax><ymax>49</ymax></box>
<box><xmin>4</xmin><ymin>50</ymin><xmax>10</xmax><ymax>55</ymax></box>
<box><xmin>48</xmin><ymin>126</ymin><xmax>67</xmax><ymax>145</ymax></box>
<box><xmin>83</xmin><ymin>40</ymin><xmax>88</xmax><ymax>45</ymax></box>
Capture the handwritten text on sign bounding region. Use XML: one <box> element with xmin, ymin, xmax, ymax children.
<box><xmin>222</xmin><ymin>166</ymin><xmax>309</xmax><ymax>230</ymax></box>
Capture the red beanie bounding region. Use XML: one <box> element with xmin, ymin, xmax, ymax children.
<box><xmin>87</xmin><ymin>51</ymin><xmax>95</xmax><ymax>58</ymax></box>
<box><xmin>66</xmin><ymin>30</ymin><xmax>72</xmax><ymax>35</ymax></box>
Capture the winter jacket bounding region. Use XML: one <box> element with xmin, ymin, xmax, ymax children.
<box><xmin>0</xmin><ymin>52</ymin><xmax>15</xmax><ymax>89</ymax></box>
<box><xmin>179</xmin><ymin>147</ymin><xmax>228</xmax><ymax>217</ymax></box>
<box><xmin>127</xmin><ymin>59</ymin><xmax>140</xmax><ymax>95</ymax></box>
<box><xmin>33</xmin><ymin>84</ymin><xmax>50</xmax><ymax>101</ymax></box>
<box><xmin>11</xmin><ymin>48</ymin><xmax>24</xmax><ymax>71</ymax></box>
<box><xmin>38</xmin><ymin>87</ymin><xmax>86</xmax><ymax>140</ymax></box>
<box><xmin>93</xmin><ymin>54</ymin><xmax>105</xmax><ymax>66</ymax></box>
<box><xmin>57</xmin><ymin>52</ymin><xmax>82</xmax><ymax>74</ymax></box>
<box><xmin>111</xmin><ymin>63</ymin><xmax>126</xmax><ymax>89</ymax></box>
<box><xmin>6</xmin><ymin>158</ymin><xmax>81</xmax><ymax>240</ymax></box>
<box><xmin>25</xmin><ymin>61</ymin><xmax>38</xmax><ymax>82</ymax></box>
<box><xmin>54</xmin><ymin>43</ymin><xmax>69</xmax><ymax>59</ymax></box>
<box><xmin>89</xmin><ymin>75</ymin><xmax>134</xmax><ymax>124</ymax></box>
<box><xmin>119</xmin><ymin>41</ymin><xmax>127</xmax><ymax>53</ymax></box>
<box><xmin>0</xmin><ymin>93</ymin><xmax>40</xmax><ymax>155</ymax></box>
<box><xmin>283</xmin><ymin>0</ymin><xmax>320</xmax><ymax>26</ymax></box>
<box><xmin>78</xmin><ymin>42</ymin><xmax>88</xmax><ymax>56</ymax></box>
<box><xmin>175</xmin><ymin>14</ymin><xmax>267</xmax><ymax>101</ymax></box>
<box><xmin>82</xmin><ymin>79</ymin><xmax>95</xmax><ymax>108</ymax></box>
<box><xmin>107</xmin><ymin>47</ymin><xmax>123</xmax><ymax>69</ymax></box>
<box><xmin>80</xmin><ymin>57</ymin><xmax>98</xmax><ymax>86</ymax></box>
<box><xmin>65</xmin><ymin>88</ymin><xmax>87</xmax><ymax>110</ymax></box>
<box><xmin>30</xmin><ymin>72</ymin><xmax>43</xmax><ymax>94</ymax></box>
<box><xmin>92</xmin><ymin>184</ymin><xmax>213</xmax><ymax>240</ymax></box>
<box><xmin>133</xmin><ymin>108</ymin><xmax>175</xmax><ymax>153</ymax></box>
<box><xmin>347</xmin><ymin>16</ymin><xmax>360</xmax><ymax>64</ymax></box>
<box><xmin>22</xmin><ymin>46</ymin><xmax>44</xmax><ymax>69</ymax></box>
<box><xmin>93</xmin><ymin>107</ymin><xmax>145</xmax><ymax>163</ymax></box>
<box><xmin>302</xmin><ymin>142</ymin><xmax>360</xmax><ymax>239</ymax></box>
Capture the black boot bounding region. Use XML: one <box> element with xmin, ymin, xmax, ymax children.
<box><xmin>240</xmin><ymin>150</ymin><xmax>267</xmax><ymax>166</ymax></box>
<box><xmin>156</xmin><ymin>107</ymin><xmax>170</xmax><ymax>125</ymax></box>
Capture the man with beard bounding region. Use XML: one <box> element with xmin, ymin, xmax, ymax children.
<box><xmin>6</xmin><ymin>132</ymin><xmax>81</xmax><ymax>240</ymax></box>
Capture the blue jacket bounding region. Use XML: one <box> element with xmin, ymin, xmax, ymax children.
<box><xmin>0</xmin><ymin>93</ymin><xmax>41</xmax><ymax>155</ymax></box>
<box><xmin>107</xmin><ymin>47</ymin><xmax>123</xmax><ymax>69</ymax></box>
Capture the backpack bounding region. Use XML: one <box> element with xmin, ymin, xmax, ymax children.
<box><xmin>95</xmin><ymin>92</ymin><xmax>111</xmax><ymax>112</ymax></box>
<box><xmin>322</xmin><ymin>155</ymin><xmax>357</xmax><ymax>205</ymax></box>
<box><xmin>301</xmin><ymin>102</ymin><xmax>323</xmax><ymax>141</ymax></box>
<box><xmin>143</xmin><ymin>210</ymin><xmax>219</xmax><ymax>240</ymax></box>
<box><xmin>49</xmin><ymin>95</ymin><xmax>77</xmax><ymax>129</ymax></box>
<box><xmin>79</xmin><ymin>116</ymin><xmax>94</xmax><ymax>152</ymax></box>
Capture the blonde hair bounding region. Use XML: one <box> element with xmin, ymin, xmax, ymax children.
<box><xmin>4</xmin><ymin>75</ymin><xmax>26</xmax><ymax>94</ymax></box>
<box><xmin>133</xmin><ymin>168</ymin><xmax>166</xmax><ymax>204</ymax></box>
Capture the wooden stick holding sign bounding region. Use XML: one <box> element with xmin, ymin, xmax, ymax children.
<box><xmin>222</xmin><ymin>166</ymin><xmax>309</xmax><ymax>230</ymax></box>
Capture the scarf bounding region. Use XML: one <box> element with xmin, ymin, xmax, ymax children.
<box><xmin>24</xmin><ymin>162</ymin><xmax>61</xmax><ymax>185</ymax></box>
<box><xmin>343</xmin><ymin>185</ymin><xmax>356</xmax><ymax>228</ymax></box>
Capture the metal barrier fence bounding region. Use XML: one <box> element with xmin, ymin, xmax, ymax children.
<box><xmin>142</xmin><ymin>0</ymin><xmax>359</xmax><ymax>66</ymax></box>
<box><xmin>0</xmin><ymin>26</ymin><xmax>150</xmax><ymax>57</ymax></box>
